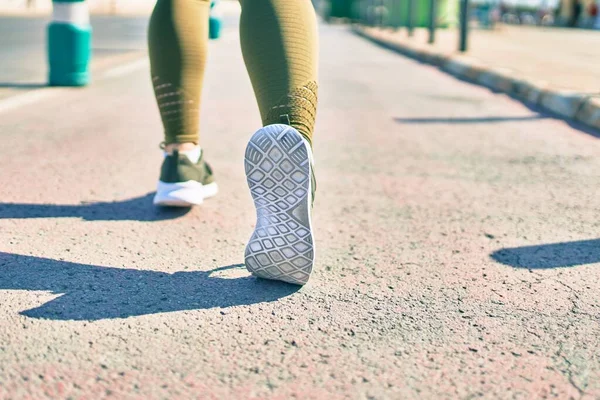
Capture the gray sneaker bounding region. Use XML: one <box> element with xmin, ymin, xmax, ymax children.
<box><xmin>153</xmin><ymin>150</ymin><xmax>218</xmax><ymax>207</ymax></box>
<box><xmin>244</xmin><ymin>124</ymin><xmax>316</xmax><ymax>285</ymax></box>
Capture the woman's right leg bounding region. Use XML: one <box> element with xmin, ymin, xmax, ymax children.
<box><xmin>239</xmin><ymin>0</ymin><xmax>319</xmax><ymax>285</ymax></box>
<box><xmin>239</xmin><ymin>0</ymin><xmax>319</xmax><ymax>146</ymax></box>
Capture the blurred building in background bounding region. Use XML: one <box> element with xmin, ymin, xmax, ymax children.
<box><xmin>324</xmin><ymin>0</ymin><xmax>459</xmax><ymax>26</ymax></box>
<box><xmin>558</xmin><ymin>0</ymin><xmax>598</xmax><ymax>26</ymax></box>
<box><xmin>2</xmin><ymin>0</ymin><xmax>600</xmax><ymax>29</ymax></box>
<box><xmin>0</xmin><ymin>0</ymin><xmax>156</xmax><ymax>14</ymax></box>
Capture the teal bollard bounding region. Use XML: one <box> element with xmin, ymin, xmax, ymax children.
<box><xmin>209</xmin><ymin>0</ymin><xmax>222</xmax><ymax>40</ymax></box>
<box><xmin>48</xmin><ymin>0</ymin><xmax>92</xmax><ymax>86</ymax></box>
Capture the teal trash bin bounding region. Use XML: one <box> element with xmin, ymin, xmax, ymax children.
<box><xmin>209</xmin><ymin>0</ymin><xmax>222</xmax><ymax>40</ymax></box>
<box><xmin>47</xmin><ymin>0</ymin><xmax>92</xmax><ymax>86</ymax></box>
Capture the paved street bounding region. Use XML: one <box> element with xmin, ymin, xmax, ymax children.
<box><xmin>0</xmin><ymin>14</ymin><xmax>599</xmax><ymax>399</ymax></box>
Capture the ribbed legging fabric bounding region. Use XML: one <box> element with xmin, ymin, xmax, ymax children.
<box><xmin>148</xmin><ymin>0</ymin><xmax>319</xmax><ymax>145</ymax></box>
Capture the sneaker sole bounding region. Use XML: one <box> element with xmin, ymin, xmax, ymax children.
<box><xmin>153</xmin><ymin>181</ymin><xmax>218</xmax><ymax>207</ymax></box>
<box><xmin>244</xmin><ymin>124</ymin><xmax>314</xmax><ymax>285</ymax></box>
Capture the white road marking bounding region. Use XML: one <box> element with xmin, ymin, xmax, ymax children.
<box><xmin>102</xmin><ymin>58</ymin><xmax>149</xmax><ymax>79</ymax></box>
<box><xmin>0</xmin><ymin>56</ymin><xmax>150</xmax><ymax>116</ymax></box>
<box><xmin>0</xmin><ymin>89</ymin><xmax>64</xmax><ymax>115</ymax></box>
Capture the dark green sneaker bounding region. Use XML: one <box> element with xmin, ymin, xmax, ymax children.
<box><xmin>153</xmin><ymin>149</ymin><xmax>218</xmax><ymax>207</ymax></box>
<box><xmin>243</xmin><ymin>124</ymin><xmax>316</xmax><ymax>285</ymax></box>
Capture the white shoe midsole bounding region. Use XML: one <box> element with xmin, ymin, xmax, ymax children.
<box><xmin>154</xmin><ymin>181</ymin><xmax>218</xmax><ymax>206</ymax></box>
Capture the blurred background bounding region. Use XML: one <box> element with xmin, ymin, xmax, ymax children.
<box><xmin>318</xmin><ymin>0</ymin><xmax>597</xmax><ymax>28</ymax></box>
<box><xmin>0</xmin><ymin>0</ymin><xmax>154</xmax><ymax>14</ymax></box>
<box><xmin>316</xmin><ymin>0</ymin><xmax>600</xmax><ymax>97</ymax></box>
<box><xmin>1</xmin><ymin>0</ymin><xmax>597</xmax><ymax>93</ymax></box>
<box><xmin>0</xmin><ymin>0</ymin><xmax>598</xmax><ymax>132</ymax></box>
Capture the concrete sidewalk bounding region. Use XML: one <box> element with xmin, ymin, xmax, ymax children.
<box><xmin>354</xmin><ymin>25</ymin><xmax>600</xmax><ymax>131</ymax></box>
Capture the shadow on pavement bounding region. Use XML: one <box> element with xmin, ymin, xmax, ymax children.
<box><xmin>491</xmin><ymin>239</ymin><xmax>600</xmax><ymax>268</ymax></box>
<box><xmin>0</xmin><ymin>83</ymin><xmax>47</xmax><ymax>89</ymax></box>
<box><xmin>0</xmin><ymin>193</ymin><xmax>190</xmax><ymax>222</ymax></box>
<box><xmin>358</xmin><ymin>29</ymin><xmax>600</xmax><ymax>140</ymax></box>
<box><xmin>0</xmin><ymin>252</ymin><xmax>299</xmax><ymax>321</ymax></box>
<box><xmin>520</xmin><ymin>101</ymin><xmax>600</xmax><ymax>140</ymax></box>
<box><xmin>565</xmin><ymin>118</ymin><xmax>600</xmax><ymax>140</ymax></box>
<box><xmin>394</xmin><ymin>115</ymin><xmax>548</xmax><ymax>124</ymax></box>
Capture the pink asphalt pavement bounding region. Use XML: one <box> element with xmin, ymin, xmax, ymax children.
<box><xmin>0</xmin><ymin>23</ymin><xmax>599</xmax><ymax>398</ymax></box>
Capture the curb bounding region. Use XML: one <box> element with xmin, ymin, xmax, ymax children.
<box><xmin>353</xmin><ymin>26</ymin><xmax>600</xmax><ymax>131</ymax></box>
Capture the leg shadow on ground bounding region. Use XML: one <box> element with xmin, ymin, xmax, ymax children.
<box><xmin>0</xmin><ymin>193</ymin><xmax>190</xmax><ymax>222</ymax></box>
<box><xmin>491</xmin><ymin>239</ymin><xmax>600</xmax><ymax>269</ymax></box>
<box><xmin>0</xmin><ymin>252</ymin><xmax>299</xmax><ymax>321</ymax></box>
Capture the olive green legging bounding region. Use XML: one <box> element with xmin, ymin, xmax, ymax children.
<box><xmin>148</xmin><ymin>0</ymin><xmax>318</xmax><ymax>146</ymax></box>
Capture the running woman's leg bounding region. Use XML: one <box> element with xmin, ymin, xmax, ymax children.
<box><xmin>240</xmin><ymin>0</ymin><xmax>319</xmax><ymax>285</ymax></box>
<box><xmin>148</xmin><ymin>0</ymin><xmax>217</xmax><ymax>206</ymax></box>
<box><xmin>239</xmin><ymin>0</ymin><xmax>319</xmax><ymax>146</ymax></box>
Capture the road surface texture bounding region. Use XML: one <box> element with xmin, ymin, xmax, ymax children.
<box><xmin>0</xmin><ymin>14</ymin><xmax>599</xmax><ymax>400</ymax></box>
<box><xmin>360</xmin><ymin>25</ymin><xmax>600</xmax><ymax>93</ymax></box>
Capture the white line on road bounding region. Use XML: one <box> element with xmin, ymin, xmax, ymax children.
<box><xmin>0</xmin><ymin>56</ymin><xmax>149</xmax><ymax>116</ymax></box>
<box><xmin>102</xmin><ymin>58</ymin><xmax>149</xmax><ymax>79</ymax></box>
<box><xmin>0</xmin><ymin>89</ymin><xmax>65</xmax><ymax>115</ymax></box>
